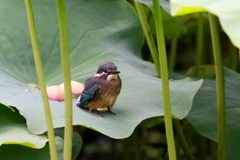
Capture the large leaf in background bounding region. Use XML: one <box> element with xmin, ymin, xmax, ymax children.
<box><xmin>136</xmin><ymin>0</ymin><xmax>185</xmax><ymax>38</ymax></box>
<box><xmin>0</xmin><ymin>104</ymin><xmax>48</xmax><ymax>148</ymax></box>
<box><xmin>54</xmin><ymin>128</ymin><xmax>83</xmax><ymax>160</ymax></box>
<box><xmin>136</xmin><ymin>0</ymin><xmax>171</xmax><ymax>13</ymax></box>
<box><xmin>0</xmin><ymin>0</ymin><xmax>203</xmax><ymax>139</ymax></box>
<box><xmin>170</xmin><ymin>0</ymin><xmax>240</xmax><ymax>48</ymax></box>
<box><xmin>0</xmin><ymin>137</ymin><xmax>64</xmax><ymax>160</ymax></box>
<box><xmin>0</xmin><ymin>104</ymin><xmax>82</xmax><ymax>159</ymax></box>
<box><xmin>171</xmin><ymin>67</ymin><xmax>240</xmax><ymax>160</ymax></box>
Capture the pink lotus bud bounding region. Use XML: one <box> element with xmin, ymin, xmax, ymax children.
<box><xmin>59</xmin><ymin>81</ymin><xmax>84</xmax><ymax>94</ymax></box>
<box><xmin>46</xmin><ymin>86</ymin><xmax>65</xmax><ymax>101</ymax></box>
<box><xmin>76</xmin><ymin>95</ymin><xmax>81</xmax><ymax>105</ymax></box>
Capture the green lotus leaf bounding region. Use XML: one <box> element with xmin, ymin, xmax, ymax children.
<box><xmin>170</xmin><ymin>0</ymin><xmax>240</xmax><ymax>48</ymax></box>
<box><xmin>0</xmin><ymin>137</ymin><xmax>63</xmax><ymax>160</ymax></box>
<box><xmin>54</xmin><ymin>128</ymin><xmax>82</xmax><ymax>160</ymax></box>
<box><xmin>0</xmin><ymin>0</ymin><xmax>203</xmax><ymax>139</ymax></box>
<box><xmin>185</xmin><ymin>67</ymin><xmax>240</xmax><ymax>160</ymax></box>
<box><xmin>0</xmin><ymin>103</ymin><xmax>48</xmax><ymax>148</ymax></box>
<box><xmin>136</xmin><ymin>0</ymin><xmax>171</xmax><ymax>13</ymax></box>
<box><xmin>136</xmin><ymin>0</ymin><xmax>184</xmax><ymax>38</ymax></box>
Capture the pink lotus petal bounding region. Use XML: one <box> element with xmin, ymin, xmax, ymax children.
<box><xmin>76</xmin><ymin>95</ymin><xmax>81</xmax><ymax>104</ymax></box>
<box><xmin>46</xmin><ymin>86</ymin><xmax>64</xmax><ymax>101</ymax></box>
<box><xmin>59</xmin><ymin>81</ymin><xmax>84</xmax><ymax>94</ymax></box>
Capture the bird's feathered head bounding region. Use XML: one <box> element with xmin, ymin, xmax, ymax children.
<box><xmin>96</xmin><ymin>61</ymin><xmax>120</xmax><ymax>74</ymax></box>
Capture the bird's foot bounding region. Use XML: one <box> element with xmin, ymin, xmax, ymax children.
<box><xmin>106</xmin><ymin>106</ymin><xmax>116</xmax><ymax>115</ymax></box>
<box><xmin>94</xmin><ymin>111</ymin><xmax>104</xmax><ymax>117</ymax></box>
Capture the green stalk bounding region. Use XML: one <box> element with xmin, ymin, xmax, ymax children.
<box><xmin>211</xmin><ymin>141</ymin><xmax>218</xmax><ymax>160</ymax></box>
<box><xmin>152</xmin><ymin>0</ymin><xmax>176</xmax><ymax>159</ymax></box>
<box><xmin>175</xmin><ymin>137</ymin><xmax>181</xmax><ymax>158</ymax></box>
<box><xmin>56</xmin><ymin>0</ymin><xmax>73</xmax><ymax>159</ymax></box>
<box><xmin>229</xmin><ymin>43</ymin><xmax>238</xmax><ymax>71</ymax></box>
<box><xmin>239</xmin><ymin>49</ymin><xmax>240</xmax><ymax>62</ymax></box>
<box><xmin>110</xmin><ymin>139</ymin><xmax>117</xmax><ymax>160</ymax></box>
<box><xmin>123</xmin><ymin>138</ymin><xmax>131</xmax><ymax>160</ymax></box>
<box><xmin>133</xmin><ymin>130</ymin><xmax>141</xmax><ymax>160</ymax></box>
<box><xmin>134</xmin><ymin>1</ymin><xmax>160</xmax><ymax>76</ymax></box>
<box><xmin>198</xmin><ymin>136</ymin><xmax>207</xmax><ymax>159</ymax></box>
<box><xmin>24</xmin><ymin>1</ymin><xmax>58</xmax><ymax>160</ymax></box>
<box><xmin>168</xmin><ymin>38</ymin><xmax>178</xmax><ymax>71</ymax></box>
<box><xmin>209</xmin><ymin>13</ymin><xmax>226</xmax><ymax>160</ymax></box>
<box><xmin>194</xmin><ymin>13</ymin><xmax>204</xmax><ymax>77</ymax></box>
<box><xmin>173</xmin><ymin>119</ymin><xmax>195</xmax><ymax>160</ymax></box>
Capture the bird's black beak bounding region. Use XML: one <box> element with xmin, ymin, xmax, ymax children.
<box><xmin>111</xmin><ymin>70</ymin><xmax>120</xmax><ymax>74</ymax></box>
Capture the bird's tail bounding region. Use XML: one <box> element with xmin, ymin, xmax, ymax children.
<box><xmin>76</xmin><ymin>96</ymin><xmax>88</xmax><ymax>110</ymax></box>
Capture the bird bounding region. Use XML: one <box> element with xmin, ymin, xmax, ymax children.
<box><xmin>76</xmin><ymin>61</ymin><xmax>122</xmax><ymax>117</ymax></box>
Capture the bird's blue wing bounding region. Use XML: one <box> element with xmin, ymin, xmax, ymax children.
<box><xmin>77</xmin><ymin>83</ymin><xmax>100</xmax><ymax>108</ymax></box>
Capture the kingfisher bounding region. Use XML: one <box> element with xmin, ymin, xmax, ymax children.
<box><xmin>76</xmin><ymin>61</ymin><xmax>122</xmax><ymax>117</ymax></box>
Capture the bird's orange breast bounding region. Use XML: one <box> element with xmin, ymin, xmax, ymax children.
<box><xmin>86</xmin><ymin>78</ymin><xmax>121</xmax><ymax>110</ymax></box>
